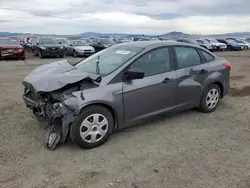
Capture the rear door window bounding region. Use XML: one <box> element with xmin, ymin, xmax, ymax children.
<box><xmin>174</xmin><ymin>47</ymin><xmax>201</xmax><ymax>69</ymax></box>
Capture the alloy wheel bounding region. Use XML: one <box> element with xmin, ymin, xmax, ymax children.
<box><xmin>206</xmin><ymin>88</ymin><xmax>219</xmax><ymax>109</ymax></box>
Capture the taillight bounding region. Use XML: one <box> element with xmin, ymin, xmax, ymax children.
<box><xmin>223</xmin><ymin>62</ymin><xmax>231</xmax><ymax>72</ymax></box>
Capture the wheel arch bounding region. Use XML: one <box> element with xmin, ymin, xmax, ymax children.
<box><xmin>209</xmin><ymin>81</ymin><xmax>224</xmax><ymax>98</ymax></box>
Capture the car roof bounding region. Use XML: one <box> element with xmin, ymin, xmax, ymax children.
<box><xmin>113</xmin><ymin>40</ymin><xmax>202</xmax><ymax>49</ymax></box>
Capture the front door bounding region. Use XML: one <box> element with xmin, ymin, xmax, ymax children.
<box><xmin>123</xmin><ymin>47</ymin><xmax>178</xmax><ymax>125</ymax></box>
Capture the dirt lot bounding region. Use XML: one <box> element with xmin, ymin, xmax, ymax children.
<box><xmin>0</xmin><ymin>51</ymin><xmax>250</xmax><ymax>188</ymax></box>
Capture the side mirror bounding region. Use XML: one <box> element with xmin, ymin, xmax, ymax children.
<box><xmin>98</xmin><ymin>42</ymin><xmax>102</xmax><ymax>45</ymax></box>
<box><xmin>124</xmin><ymin>68</ymin><xmax>145</xmax><ymax>80</ymax></box>
<box><xmin>58</xmin><ymin>42</ymin><xmax>62</xmax><ymax>44</ymax></box>
<box><xmin>36</xmin><ymin>42</ymin><xmax>39</xmax><ymax>45</ymax></box>
<box><xmin>70</xmin><ymin>44</ymin><xmax>73</xmax><ymax>47</ymax></box>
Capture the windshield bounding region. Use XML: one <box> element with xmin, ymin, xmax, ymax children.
<box><xmin>100</xmin><ymin>38</ymin><xmax>116</xmax><ymax>45</ymax></box>
<box><xmin>56</xmin><ymin>39</ymin><xmax>67</xmax><ymax>44</ymax></box>
<box><xmin>226</xmin><ymin>39</ymin><xmax>238</xmax><ymax>44</ymax></box>
<box><xmin>39</xmin><ymin>38</ymin><xmax>58</xmax><ymax>45</ymax></box>
<box><xmin>0</xmin><ymin>39</ymin><xmax>19</xmax><ymax>45</ymax></box>
<box><xmin>236</xmin><ymin>40</ymin><xmax>244</xmax><ymax>43</ymax></box>
<box><xmin>73</xmin><ymin>40</ymin><xmax>88</xmax><ymax>46</ymax></box>
<box><xmin>75</xmin><ymin>46</ymin><xmax>143</xmax><ymax>76</ymax></box>
<box><xmin>84</xmin><ymin>39</ymin><xmax>92</xmax><ymax>44</ymax></box>
<box><xmin>211</xmin><ymin>39</ymin><xmax>219</xmax><ymax>43</ymax></box>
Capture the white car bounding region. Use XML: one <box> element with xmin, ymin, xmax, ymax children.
<box><xmin>204</xmin><ymin>38</ymin><xmax>227</xmax><ymax>51</ymax></box>
<box><xmin>65</xmin><ymin>40</ymin><xmax>95</xmax><ymax>57</ymax></box>
<box><xmin>238</xmin><ymin>39</ymin><xmax>250</xmax><ymax>49</ymax></box>
<box><xmin>196</xmin><ymin>39</ymin><xmax>216</xmax><ymax>51</ymax></box>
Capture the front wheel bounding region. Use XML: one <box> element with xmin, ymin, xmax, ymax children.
<box><xmin>70</xmin><ymin>105</ymin><xmax>114</xmax><ymax>149</ymax></box>
<box><xmin>228</xmin><ymin>46</ymin><xmax>233</xmax><ymax>51</ymax></box>
<box><xmin>73</xmin><ymin>50</ymin><xmax>77</xmax><ymax>57</ymax></box>
<box><xmin>38</xmin><ymin>50</ymin><xmax>44</xmax><ymax>59</ymax></box>
<box><xmin>199</xmin><ymin>84</ymin><xmax>221</xmax><ymax>113</ymax></box>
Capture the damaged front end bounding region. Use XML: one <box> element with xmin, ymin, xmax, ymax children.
<box><xmin>22</xmin><ymin>60</ymin><xmax>100</xmax><ymax>150</ymax></box>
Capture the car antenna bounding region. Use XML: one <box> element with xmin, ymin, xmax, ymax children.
<box><xmin>96</xmin><ymin>55</ymin><xmax>100</xmax><ymax>74</ymax></box>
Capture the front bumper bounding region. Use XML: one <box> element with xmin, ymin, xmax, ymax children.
<box><xmin>232</xmin><ymin>46</ymin><xmax>242</xmax><ymax>50</ymax></box>
<box><xmin>1</xmin><ymin>50</ymin><xmax>25</xmax><ymax>59</ymax></box>
<box><xmin>75</xmin><ymin>50</ymin><xmax>95</xmax><ymax>56</ymax></box>
<box><xmin>41</xmin><ymin>48</ymin><xmax>64</xmax><ymax>57</ymax></box>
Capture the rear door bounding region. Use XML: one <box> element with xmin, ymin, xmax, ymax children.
<box><xmin>172</xmin><ymin>46</ymin><xmax>212</xmax><ymax>107</ymax></box>
<box><xmin>123</xmin><ymin>47</ymin><xmax>178</xmax><ymax>125</ymax></box>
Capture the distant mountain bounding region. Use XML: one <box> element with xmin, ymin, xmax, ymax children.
<box><xmin>207</xmin><ymin>32</ymin><xmax>250</xmax><ymax>38</ymax></box>
<box><xmin>80</xmin><ymin>32</ymin><xmax>153</xmax><ymax>38</ymax></box>
<box><xmin>0</xmin><ymin>32</ymin><xmax>25</xmax><ymax>37</ymax></box>
<box><xmin>1</xmin><ymin>31</ymin><xmax>250</xmax><ymax>38</ymax></box>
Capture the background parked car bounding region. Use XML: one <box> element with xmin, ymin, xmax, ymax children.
<box><xmin>217</xmin><ymin>39</ymin><xmax>244</xmax><ymax>51</ymax></box>
<box><xmin>204</xmin><ymin>38</ymin><xmax>227</xmax><ymax>51</ymax></box>
<box><xmin>226</xmin><ymin>38</ymin><xmax>249</xmax><ymax>49</ymax></box>
<box><xmin>65</xmin><ymin>40</ymin><xmax>95</xmax><ymax>57</ymax></box>
<box><xmin>0</xmin><ymin>39</ymin><xmax>25</xmax><ymax>60</ymax></box>
<box><xmin>33</xmin><ymin>37</ymin><xmax>65</xmax><ymax>58</ymax></box>
<box><xmin>196</xmin><ymin>39</ymin><xmax>216</xmax><ymax>51</ymax></box>
<box><xmin>90</xmin><ymin>38</ymin><xmax>116</xmax><ymax>52</ymax></box>
<box><xmin>176</xmin><ymin>38</ymin><xmax>214</xmax><ymax>51</ymax></box>
<box><xmin>238</xmin><ymin>39</ymin><xmax>250</xmax><ymax>49</ymax></box>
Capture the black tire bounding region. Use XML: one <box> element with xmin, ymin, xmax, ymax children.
<box><xmin>199</xmin><ymin>84</ymin><xmax>221</xmax><ymax>113</ymax></box>
<box><xmin>70</xmin><ymin>105</ymin><xmax>114</xmax><ymax>149</ymax></box>
<box><xmin>20</xmin><ymin>56</ymin><xmax>25</xmax><ymax>60</ymax></box>
<box><xmin>228</xmin><ymin>46</ymin><xmax>233</xmax><ymax>51</ymax></box>
<box><xmin>60</xmin><ymin>54</ymin><xmax>65</xmax><ymax>58</ymax></box>
<box><xmin>73</xmin><ymin>50</ymin><xmax>77</xmax><ymax>57</ymax></box>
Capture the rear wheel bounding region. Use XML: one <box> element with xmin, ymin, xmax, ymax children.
<box><xmin>70</xmin><ymin>105</ymin><xmax>114</xmax><ymax>149</ymax></box>
<box><xmin>199</xmin><ymin>84</ymin><xmax>221</xmax><ymax>113</ymax></box>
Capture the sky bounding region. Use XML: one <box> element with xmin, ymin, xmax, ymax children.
<box><xmin>0</xmin><ymin>0</ymin><xmax>250</xmax><ymax>35</ymax></box>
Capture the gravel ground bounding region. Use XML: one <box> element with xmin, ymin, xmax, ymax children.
<box><xmin>0</xmin><ymin>51</ymin><xmax>250</xmax><ymax>188</ymax></box>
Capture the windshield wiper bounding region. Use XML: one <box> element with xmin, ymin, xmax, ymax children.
<box><xmin>96</xmin><ymin>55</ymin><xmax>100</xmax><ymax>74</ymax></box>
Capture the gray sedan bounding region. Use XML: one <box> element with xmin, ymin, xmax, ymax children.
<box><xmin>65</xmin><ymin>40</ymin><xmax>95</xmax><ymax>57</ymax></box>
<box><xmin>22</xmin><ymin>41</ymin><xmax>231</xmax><ymax>150</ymax></box>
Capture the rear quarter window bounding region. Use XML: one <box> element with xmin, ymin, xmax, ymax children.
<box><xmin>200</xmin><ymin>50</ymin><xmax>215</xmax><ymax>62</ymax></box>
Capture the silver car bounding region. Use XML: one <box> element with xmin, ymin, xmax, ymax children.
<box><xmin>22</xmin><ymin>41</ymin><xmax>231</xmax><ymax>150</ymax></box>
<box><xmin>65</xmin><ymin>40</ymin><xmax>95</xmax><ymax>57</ymax></box>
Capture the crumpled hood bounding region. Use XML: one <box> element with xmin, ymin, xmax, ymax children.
<box><xmin>23</xmin><ymin>60</ymin><xmax>100</xmax><ymax>93</ymax></box>
<box><xmin>74</xmin><ymin>46</ymin><xmax>94</xmax><ymax>51</ymax></box>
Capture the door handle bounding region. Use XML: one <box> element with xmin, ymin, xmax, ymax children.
<box><xmin>194</xmin><ymin>69</ymin><xmax>208</xmax><ymax>74</ymax></box>
<box><xmin>162</xmin><ymin>78</ymin><xmax>172</xmax><ymax>83</ymax></box>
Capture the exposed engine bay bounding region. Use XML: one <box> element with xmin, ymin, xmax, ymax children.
<box><xmin>22</xmin><ymin>60</ymin><xmax>100</xmax><ymax>150</ymax></box>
